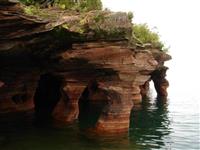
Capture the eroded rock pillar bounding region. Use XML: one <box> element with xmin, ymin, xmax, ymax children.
<box><xmin>53</xmin><ymin>82</ymin><xmax>86</xmax><ymax>123</ymax></box>
<box><xmin>131</xmin><ymin>86</ymin><xmax>142</xmax><ymax>105</ymax></box>
<box><xmin>151</xmin><ymin>67</ymin><xmax>169</xmax><ymax>97</ymax></box>
<box><xmin>94</xmin><ymin>83</ymin><xmax>133</xmax><ymax>134</ymax></box>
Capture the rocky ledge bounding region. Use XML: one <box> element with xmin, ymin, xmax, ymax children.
<box><xmin>0</xmin><ymin>0</ymin><xmax>171</xmax><ymax>134</ymax></box>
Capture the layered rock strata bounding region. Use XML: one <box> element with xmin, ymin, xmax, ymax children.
<box><xmin>0</xmin><ymin>0</ymin><xmax>171</xmax><ymax>134</ymax></box>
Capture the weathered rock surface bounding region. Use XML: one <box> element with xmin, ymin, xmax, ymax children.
<box><xmin>0</xmin><ymin>0</ymin><xmax>171</xmax><ymax>134</ymax></box>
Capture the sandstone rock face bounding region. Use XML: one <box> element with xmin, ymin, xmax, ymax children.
<box><xmin>0</xmin><ymin>0</ymin><xmax>171</xmax><ymax>134</ymax></box>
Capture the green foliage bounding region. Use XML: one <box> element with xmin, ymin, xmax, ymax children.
<box><xmin>93</xmin><ymin>12</ymin><xmax>105</xmax><ymax>23</ymax></box>
<box><xmin>132</xmin><ymin>24</ymin><xmax>166</xmax><ymax>50</ymax></box>
<box><xmin>19</xmin><ymin>0</ymin><xmax>51</xmax><ymax>5</ymax></box>
<box><xmin>23</xmin><ymin>5</ymin><xmax>58</xmax><ymax>19</ymax></box>
<box><xmin>133</xmin><ymin>24</ymin><xmax>159</xmax><ymax>44</ymax></box>
<box><xmin>19</xmin><ymin>0</ymin><xmax>102</xmax><ymax>11</ymax></box>
<box><xmin>127</xmin><ymin>11</ymin><xmax>133</xmax><ymax>21</ymax></box>
<box><xmin>19</xmin><ymin>0</ymin><xmax>35</xmax><ymax>5</ymax></box>
<box><xmin>56</xmin><ymin>0</ymin><xmax>102</xmax><ymax>11</ymax></box>
<box><xmin>54</xmin><ymin>0</ymin><xmax>74</xmax><ymax>9</ymax></box>
<box><xmin>23</xmin><ymin>5</ymin><xmax>40</xmax><ymax>15</ymax></box>
<box><xmin>84</xmin><ymin>0</ymin><xmax>102</xmax><ymax>11</ymax></box>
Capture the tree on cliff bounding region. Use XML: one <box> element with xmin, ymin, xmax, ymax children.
<box><xmin>131</xmin><ymin>24</ymin><xmax>168</xmax><ymax>51</ymax></box>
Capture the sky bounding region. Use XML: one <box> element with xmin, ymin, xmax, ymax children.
<box><xmin>101</xmin><ymin>0</ymin><xmax>200</xmax><ymax>96</ymax></box>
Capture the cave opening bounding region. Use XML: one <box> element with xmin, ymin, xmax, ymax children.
<box><xmin>34</xmin><ymin>73</ymin><xmax>63</xmax><ymax>124</ymax></box>
<box><xmin>78</xmin><ymin>81</ymin><xmax>107</xmax><ymax>129</ymax></box>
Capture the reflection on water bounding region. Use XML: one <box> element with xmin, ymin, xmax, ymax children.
<box><xmin>129</xmin><ymin>95</ymin><xmax>171</xmax><ymax>150</ymax></box>
<box><xmin>0</xmin><ymin>90</ymin><xmax>199</xmax><ymax>150</ymax></box>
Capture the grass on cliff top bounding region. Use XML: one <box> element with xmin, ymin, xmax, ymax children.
<box><xmin>132</xmin><ymin>24</ymin><xmax>168</xmax><ymax>52</ymax></box>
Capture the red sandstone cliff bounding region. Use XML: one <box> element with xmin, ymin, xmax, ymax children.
<box><xmin>0</xmin><ymin>0</ymin><xmax>171</xmax><ymax>134</ymax></box>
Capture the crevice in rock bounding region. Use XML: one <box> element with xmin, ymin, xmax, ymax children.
<box><xmin>12</xmin><ymin>93</ymin><xmax>28</xmax><ymax>104</ymax></box>
<box><xmin>34</xmin><ymin>73</ymin><xmax>63</xmax><ymax>123</ymax></box>
<box><xmin>78</xmin><ymin>81</ymin><xmax>107</xmax><ymax>129</ymax></box>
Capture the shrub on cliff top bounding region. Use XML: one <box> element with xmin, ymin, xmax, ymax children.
<box><xmin>127</xmin><ymin>11</ymin><xmax>134</xmax><ymax>21</ymax></box>
<box><xmin>19</xmin><ymin>0</ymin><xmax>102</xmax><ymax>11</ymax></box>
<box><xmin>132</xmin><ymin>24</ymin><xmax>168</xmax><ymax>51</ymax></box>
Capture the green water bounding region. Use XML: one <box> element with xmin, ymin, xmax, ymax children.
<box><xmin>0</xmin><ymin>89</ymin><xmax>199</xmax><ymax>150</ymax></box>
